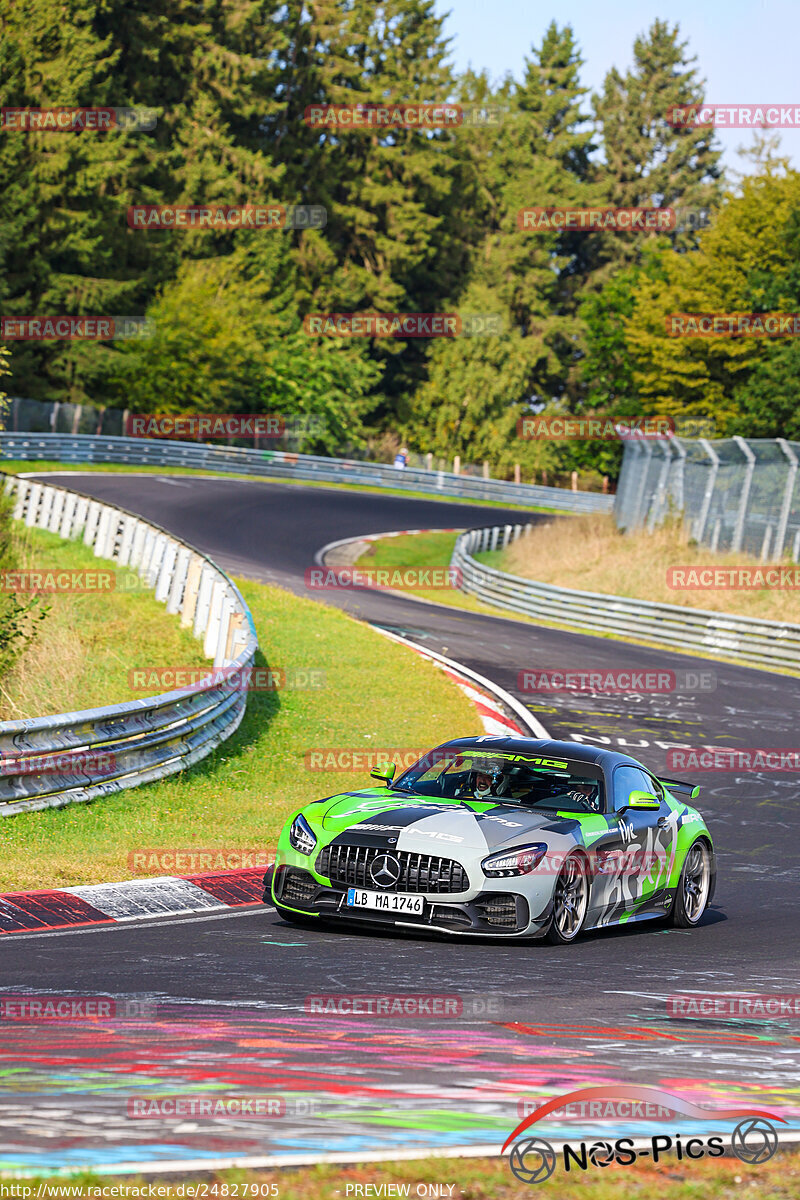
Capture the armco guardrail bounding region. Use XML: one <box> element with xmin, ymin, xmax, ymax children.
<box><xmin>452</xmin><ymin>524</ymin><xmax>800</xmax><ymax>673</ymax></box>
<box><xmin>0</xmin><ymin>432</ymin><xmax>614</xmax><ymax>515</ymax></box>
<box><xmin>0</xmin><ymin>473</ymin><xmax>258</xmax><ymax>816</ymax></box>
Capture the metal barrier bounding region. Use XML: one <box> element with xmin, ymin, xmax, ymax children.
<box><xmin>452</xmin><ymin>524</ymin><xmax>800</xmax><ymax>673</ymax></box>
<box><xmin>0</xmin><ymin>474</ymin><xmax>258</xmax><ymax>817</ymax></box>
<box><xmin>0</xmin><ymin>432</ymin><xmax>614</xmax><ymax>515</ymax></box>
<box><xmin>615</xmin><ymin>434</ymin><xmax>800</xmax><ymax>561</ymax></box>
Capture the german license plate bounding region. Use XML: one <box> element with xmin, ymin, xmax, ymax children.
<box><xmin>346</xmin><ymin>888</ymin><xmax>424</xmax><ymax>915</ymax></box>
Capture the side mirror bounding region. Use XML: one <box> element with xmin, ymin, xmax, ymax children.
<box><xmin>370</xmin><ymin>762</ymin><xmax>396</xmax><ymax>785</ymax></box>
<box><xmin>622</xmin><ymin>789</ymin><xmax>661</xmax><ymax>811</ymax></box>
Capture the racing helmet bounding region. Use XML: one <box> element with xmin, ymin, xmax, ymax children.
<box><xmin>468</xmin><ymin>758</ymin><xmax>509</xmax><ymax>799</ymax></box>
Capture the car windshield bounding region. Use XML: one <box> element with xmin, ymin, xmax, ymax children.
<box><xmin>393</xmin><ymin>748</ymin><xmax>604</xmax><ymax>813</ymax></box>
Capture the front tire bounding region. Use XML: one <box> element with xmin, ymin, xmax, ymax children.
<box><xmin>670</xmin><ymin>839</ymin><xmax>714</xmax><ymax>927</ymax></box>
<box><xmin>546</xmin><ymin>853</ymin><xmax>590</xmax><ymax>944</ymax></box>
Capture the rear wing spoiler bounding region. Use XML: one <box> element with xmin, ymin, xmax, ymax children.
<box><xmin>660</xmin><ymin>776</ymin><xmax>700</xmax><ymax>799</ymax></box>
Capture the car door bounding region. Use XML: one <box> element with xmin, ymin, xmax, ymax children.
<box><xmin>588</xmin><ymin>765</ymin><xmax>676</xmax><ymax>925</ymax></box>
<box><xmin>612</xmin><ymin>764</ymin><xmax>677</xmax><ymax>908</ymax></box>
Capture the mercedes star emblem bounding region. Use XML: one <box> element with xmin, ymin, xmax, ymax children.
<box><xmin>370</xmin><ymin>853</ymin><xmax>402</xmax><ymax>888</ymax></box>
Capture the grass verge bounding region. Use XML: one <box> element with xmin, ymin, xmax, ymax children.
<box><xmin>501</xmin><ymin>513</ymin><xmax>800</xmax><ymax>623</ymax></box>
<box><xmin>0</xmin><ymin>525</ymin><xmax>208</xmax><ymax>720</ymax></box>
<box><xmin>9</xmin><ymin>1148</ymin><xmax>800</xmax><ymax>1198</ymax></box>
<box><xmin>0</xmin><ymin>555</ymin><xmax>475</xmax><ymax>891</ymax></box>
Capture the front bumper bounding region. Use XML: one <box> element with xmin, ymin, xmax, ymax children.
<box><xmin>270</xmin><ymin>863</ymin><xmax>545</xmax><ymax>938</ymax></box>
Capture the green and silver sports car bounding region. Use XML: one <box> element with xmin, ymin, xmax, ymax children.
<box><xmin>267</xmin><ymin>737</ymin><xmax>716</xmax><ymax>943</ymax></box>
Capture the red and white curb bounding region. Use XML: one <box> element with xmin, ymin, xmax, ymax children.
<box><xmin>0</xmin><ymin>869</ymin><xmax>265</xmax><ymax>937</ymax></box>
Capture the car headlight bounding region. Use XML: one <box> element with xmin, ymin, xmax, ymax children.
<box><xmin>482</xmin><ymin>843</ymin><xmax>548</xmax><ymax>877</ymax></box>
<box><xmin>289</xmin><ymin>813</ymin><xmax>317</xmax><ymax>856</ymax></box>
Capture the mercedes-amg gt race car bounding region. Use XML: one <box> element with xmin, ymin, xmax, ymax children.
<box><xmin>268</xmin><ymin>737</ymin><xmax>715</xmax><ymax>942</ymax></box>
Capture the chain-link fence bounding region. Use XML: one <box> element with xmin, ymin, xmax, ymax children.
<box><xmin>615</xmin><ymin>435</ymin><xmax>800</xmax><ymax>561</ymax></box>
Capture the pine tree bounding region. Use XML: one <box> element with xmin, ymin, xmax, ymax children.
<box><xmin>0</xmin><ymin>0</ymin><xmax>145</xmax><ymax>401</ymax></box>
<box><xmin>408</xmin><ymin>23</ymin><xmax>598</xmax><ymax>470</ymax></box>
<box><xmin>592</xmin><ymin>19</ymin><xmax>723</xmax><ymax>272</ymax></box>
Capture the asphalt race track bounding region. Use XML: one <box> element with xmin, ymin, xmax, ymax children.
<box><xmin>1</xmin><ymin>473</ymin><xmax>799</xmax><ymax>1174</ymax></box>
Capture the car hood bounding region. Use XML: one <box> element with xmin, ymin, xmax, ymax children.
<box><xmin>317</xmin><ymin>788</ymin><xmax>589</xmax><ymax>851</ymax></box>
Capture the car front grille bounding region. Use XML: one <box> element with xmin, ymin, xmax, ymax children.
<box><xmin>474</xmin><ymin>894</ymin><xmax>521</xmax><ymax>928</ymax></box>
<box><xmin>316</xmin><ymin>844</ymin><xmax>468</xmax><ymax>894</ymax></box>
<box><xmin>278</xmin><ymin>868</ymin><xmax>318</xmax><ymax>905</ymax></box>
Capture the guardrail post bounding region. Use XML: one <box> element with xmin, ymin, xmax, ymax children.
<box><xmin>129</xmin><ymin>521</ymin><xmax>148</xmax><ymax>569</ymax></box>
<box><xmin>145</xmin><ymin>533</ymin><xmax>167</xmax><ymax>588</ymax></box>
<box><xmin>12</xmin><ymin>479</ymin><xmax>28</xmax><ymax>521</ymax></box>
<box><xmin>138</xmin><ymin>527</ymin><xmax>156</xmax><ymax>578</ymax></box>
<box><xmin>155</xmin><ymin>539</ymin><xmax>178</xmax><ymax>603</ymax></box>
<box><xmin>732</xmin><ymin>436</ymin><xmax>756</xmax><ymax>553</ymax></box>
<box><xmin>25</xmin><ymin>483</ymin><xmax>42</xmax><ymax>527</ymax></box>
<box><xmin>70</xmin><ymin>496</ymin><xmax>88</xmax><ymax>539</ymax></box>
<box><xmin>38</xmin><ymin>486</ymin><xmax>55</xmax><ymax>530</ymax></box>
<box><xmin>117</xmin><ymin>515</ymin><xmax>137</xmax><ymax>565</ymax></box>
<box><xmin>694</xmin><ymin>438</ymin><xmax>720</xmax><ymax>543</ymax></box>
<box><xmin>59</xmin><ymin>493</ymin><xmax>77</xmax><ymax>539</ymax></box>
<box><xmin>194</xmin><ymin>563</ymin><xmax>215</xmax><ymax>637</ymax></box>
<box><xmin>94</xmin><ymin>506</ymin><xmax>117</xmax><ymax>558</ymax></box>
<box><xmin>214</xmin><ymin>590</ymin><xmax>236</xmax><ymax>668</ymax></box>
<box><xmin>181</xmin><ymin>555</ymin><xmax>204</xmax><ymax>627</ymax></box>
<box><xmin>83</xmin><ymin>500</ymin><xmax>101</xmax><ymax>546</ymax></box>
<box><xmin>167</xmin><ymin>546</ymin><xmax>191</xmax><ymax>614</ymax></box>
<box><xmin>225</xmin><ymin>610</ymin><xmax>245</xmax><ymax>662</ymax></box>
<box><xmin>204</xmin><ymin>578</ymin><xmax>226</xmax><ymax>658</ymax></box>
<box><xmin>775</xmin><ymin>438</ymin><xmax>798</xmax><ymax>560</ymax></box>
<box><xmin>48</xmin><ymin>489</ymin><xmax>65</xmax><ymax>533</ymax></box>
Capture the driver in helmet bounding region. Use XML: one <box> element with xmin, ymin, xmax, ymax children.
<box><xmin>468</xmin><ymin>759</ymin><xmax>511</xmax><ymax>800</ymax></box>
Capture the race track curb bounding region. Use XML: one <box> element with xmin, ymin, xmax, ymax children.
<box><xmin>0</xmin><ymin>869</ymin><xmax>265</xmax><ymax>936</ymax></box>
